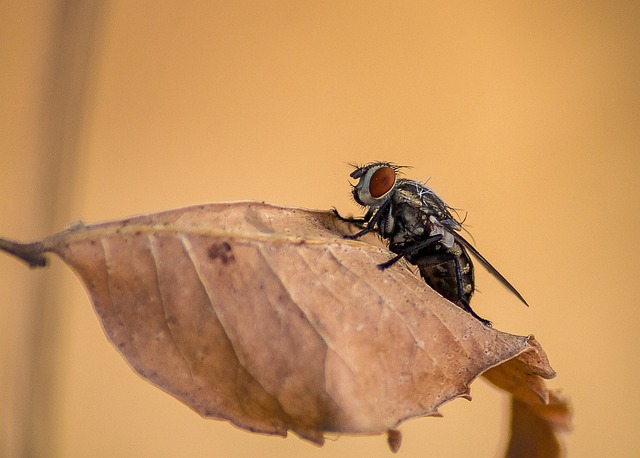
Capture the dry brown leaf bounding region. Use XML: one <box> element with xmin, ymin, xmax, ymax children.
<box><xmin>0</xmin><ymin>202</ymin><xmax>570</xmax><ymax>453</ymax></box>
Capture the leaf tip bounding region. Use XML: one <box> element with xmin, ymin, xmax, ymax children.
<box><xmin>386</xmin><ymin>429</ymin><xmax>402</xmax><ymax>453</ymax></box>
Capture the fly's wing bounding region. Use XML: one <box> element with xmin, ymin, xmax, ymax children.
<box><xmin>453</xmin><ymin>233</ymin><xmax>529</xmax><ymax>307</ymax></box>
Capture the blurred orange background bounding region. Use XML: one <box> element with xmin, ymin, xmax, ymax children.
<box><xmin>1</xmin><ymin>2</ymin><xmax>638</xmax><ymax>457</ymax></box>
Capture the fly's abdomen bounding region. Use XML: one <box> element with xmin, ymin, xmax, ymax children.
<box><xmin>413</xmin><ymin>243</ymin><xmax>475</xmax><ymax>308</ymax></box>
<box><xmin>419</xmin><ymin>260</ymin><xmax>460</xmax><ymax>304</ymax></box>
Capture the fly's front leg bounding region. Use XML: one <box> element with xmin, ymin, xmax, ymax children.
<box><xmin>332</xmin><ymin>208</ymin><xmax>375</xmax><ymax>239</ymax></box>
<box><xmin>331</xmin><ymin>208</ymin><xmax>370</xmax><ymax>225</ymax></box>
<box><xmin>339</xmin><ymin>204</ymin><xmax>389</xmax><ymax>240</ymax></box>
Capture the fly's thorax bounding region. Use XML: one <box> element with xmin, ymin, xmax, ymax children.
<box><xmin>385</xmin><ymin>197</ymin><xmax>428</xmax><ymax>246</ymax></box>
<box><xmin>387</xmin><ymin>184</ymin><xmax>451</xmax><ymax>245</ymax></box>
<box><xmin>396</xmin><ymin>179</ymin><xmax>459</xmax><ymax>227</ymax></box>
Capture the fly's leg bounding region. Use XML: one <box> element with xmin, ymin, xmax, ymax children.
<box><xmin>343</xmin><ymin>226</ymin><xmax>375</xmax><ymax>240</ymax></box>
<box><xmin>331</xmin><ymin>208</ymin><xmax>370</xmax><ymax>225</ymax></box>
<box><xmin>441</xmin><ymin>254</ymin><xmax>490</xmax><ymax>326</ymax></box>
<box><xmin>336</xmin><ymin>204</ymin><xmax>388</xmax><ymax>240</ymax></box>
<box><xmin>377</xmin><ymin>251</ymin><xmax>407</xmax><ymax>270</ymax></box>
<box><xmin>378</xmin><ymin>235</ymin><xmax>443</xmax><ymax>270</ymax></box>
<box><xmin>450</xmin><ymin>255</ymin><xmax>491</xmax><ymax>326</ymax></box>
<box><xmin>332</xmin><ymin>208</ymin><xmax>373</xmax><ymax>239</ymax></box>
<box><xmin>457</xmin><ymin>297</ymin><xmax>492</xmax><ymax>327</ymax></box>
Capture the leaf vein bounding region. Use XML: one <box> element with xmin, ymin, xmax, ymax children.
<box><xmin>147</xmin><ymin>234</ymin><xmax>198</xmax><ymax>385</ymax></box>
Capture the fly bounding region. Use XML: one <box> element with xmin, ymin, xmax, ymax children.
<box><xmin>336</xmin><ymin>161</ymin><xmax>528</xmax><ymax>326</ymax></box>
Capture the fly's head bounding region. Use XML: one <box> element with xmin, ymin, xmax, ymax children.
<box><xmin>349</xmin><ymin>162</ymin><xmax>403</xmax><ymax>209</ymax></box>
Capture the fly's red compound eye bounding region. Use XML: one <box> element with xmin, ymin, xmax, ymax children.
<box><xmin>369</xmin><ymin>166</ymin><xmax>396</xmax><ymax>198</ymax></box>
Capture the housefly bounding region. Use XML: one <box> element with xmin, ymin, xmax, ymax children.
<box><xmin>336</xmin><ymin>161</ymin><xmax>528</xmax><ymax>326</ymax></box>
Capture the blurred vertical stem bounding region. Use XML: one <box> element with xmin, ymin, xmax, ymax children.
<box><xmin>13</xmin><ymin>2</ymin><xmax>105</xmax><ymax>456</ymax></box>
